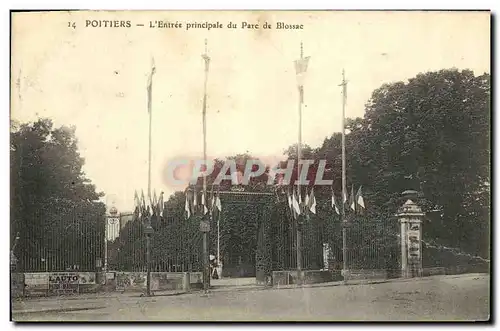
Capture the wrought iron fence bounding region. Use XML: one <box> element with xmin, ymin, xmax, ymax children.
<box><xmin>109</xmin><ymin>212</ymin><xmax>204</xmax><ymax>273</ymax></box>
<box><xmin>344</xmin><ymin>218</ymin><xmax>400</xmax><ymax>273</ymax></box>
<box><xmin>12</xmin><ymin>205</ymin><xmax>105</xmax><ymax>273</ymax></box>
<box><xmin>13</xmin><ymin>196</ymin><xmax>488</xmax><ymax>279</ymax></box>
<box><xmin>272</xmin><ymin>195</ymin><xmax>401</xmax><ymax>274</ymax></box>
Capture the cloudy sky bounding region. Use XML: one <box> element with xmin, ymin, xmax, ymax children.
<box><xmin>11</xmin><ymin>11</ymin><xmax>490</xmax><ymax>211</ymax></box>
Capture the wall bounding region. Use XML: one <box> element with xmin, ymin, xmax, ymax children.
<box><xmin>23</xmin><ymin>272</ymin><xmax>97</xmax><ymax>297</ymax></box>
<box><xmin>272</xmin><ymin>270</ymin><xmax>343</xmax><ymax>286</ymax></box>
<box><xmin>346</xmin><ymin>269</ymin><xmax>388</xmax><ymax>281</ymax></box>
<box><xmin>19</xmin><ymin>271</ymin><xmax>204</xmax><ymax>297</ymax></box>
<box><xmin>11</xmin><ymin>273</ymin><xmax>24</xmax><ymax>298</ymax></box>
<box><xmin>111</xmin><ymin>272</ymin><xmax>203</xmax><ymax>292</ymax></box>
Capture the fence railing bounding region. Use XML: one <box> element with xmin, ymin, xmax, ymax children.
<box><xmin>12</xmin><ymin>205</ymin><xmax>489</xmax><ymax>279</ymax></box>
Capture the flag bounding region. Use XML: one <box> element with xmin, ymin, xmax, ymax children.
<box><xmin>193</xmin><ymin>190</ymin><xmax>198</xmax><ymax>207</ymax></box>
<box><xmin>295</xmin><ymin>56</ymin><xmax>310</xmax><ymax>75</ymax></box>
<box><xmin>147</xmin><ymin>57</ymin><xmax>156</xmax><ymax>113</ymax></box>
<box><xmin>215</xmin><ymin>192</ymin><xmax>222</xmax><ymax>212</ymax></box>
<box><xmin>201</xmin><ymin>192</ymin><xmax>208</xmax><ymax>215</ymax></box>
<box><xmin>287</xmin><ymin>189</ymin><xmax>292</xmax><ymax>209</ymax></box>
<box><xmin>331</xmin><ymin>190</ymin><xmax>340</xmax><ymax>215</ymax></box>
<box><xmin>210</xmin><ymin>187</ymin><xmax>215</xmax><ymax>215</ymax></box>
<box><xmin>304</xmin><ymin>189</ymin><xmax>310</xmax><ymax>207</ymax></box>
<box><xmin>343</xmin><ymin>185</ymin><xmax>348</xmax><ymax>204</ymax></box>
<box><xmin>184</xmin><ymin>192</ymin><xmax>191</xmax><ymax>219</ymax></box>
<box><xmin>140</xmin><ymin>190</ymin><xmax>146</xmax><ymax>216</ymax></box>
<box><xmin>350</xmin><ymin>185</ymin><xmax>356</xmax><ymax>212</ymax></box>
<box><xmin>292</xmin><ymin>190</ymin><xmax>301</xmax><ymax>216</ymax></box>
<box><xmin>134</xmin><ymin>190</ymin><xmax>141</xmax><ymax>218</ymax></box>
<box><xmin>287</xmin><ymin>188</ymin><xmax>297</xmax><ymax>219</ymax></box>
<box><xmin>309</xmin><ymin>187</ymin><xmax>316</xmax><ymax>214</ymax></box>
<box><xmin>151</xmin><ymin>190</ymin><xmax>158</xmax><ymax>215</ymax></box>
<box><xmin>356</xmin><ymin>186</ymin><xmax>365</xmax><ymax>212</ymax></box>
<box><xmin>295</xmin><ymin>56</ymin><xmax>310</xmax><ymax>102</ymax></box>
<box><xmin>158</xmin><ymin>191</ymin><xmax>164</xmax><ymax>216</ymax></box>
<box><xmin>134</xmin><ymin>190</ymin><xmax>140</xmax><ymax>206</ymax></box>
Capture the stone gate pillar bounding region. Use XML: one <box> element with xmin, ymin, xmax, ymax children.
<box><xmin>396</xmin><ymin>190</ymin><xmax>424</xmax><ymax>278</ymax></box>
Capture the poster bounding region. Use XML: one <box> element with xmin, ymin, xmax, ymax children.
<box><xmin>48</xmin><ymin>272</ymin><xmax>96</xmax><ymax>284</ymax></box>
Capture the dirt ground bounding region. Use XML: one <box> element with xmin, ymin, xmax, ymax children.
<box><xmin>12</xmin><ymin>273</ymin><xmax>490</xmax><ymax>322</ymax></box>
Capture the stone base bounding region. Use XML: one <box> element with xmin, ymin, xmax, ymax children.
<box><xmin>18</xmin><ymin>271</ymin><xmax>204</xmax><ymax>297</ymax></box>
<box><xmin>272</xmin><ymin>270</ymin><xmax>343</xmax><ymax>286</ymax></box>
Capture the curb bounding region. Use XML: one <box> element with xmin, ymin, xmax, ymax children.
<box><xmin>12</xmin><ymin>306</ymin><xmax>107</xmax><ymax>315</ymax></box>
<box><xmin>14</xmin><ymin>290</ymin><xmax>190</xmax><ymax>302</ymax></box>
<box><xmin>271</xmin><ymin>273</ymin><xmax>489</xmax><ymax>291</ymax></box>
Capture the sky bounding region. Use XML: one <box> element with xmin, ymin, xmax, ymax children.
<box><xmin>11</xmin><ymin>11</ymin><xmax>490</xmax><ymax>211</ymax></box>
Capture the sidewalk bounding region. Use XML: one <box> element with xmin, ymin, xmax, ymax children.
<box><xmin>11</xmin><ymin>289</ymin><xmax>188</xmax><ymax>314</ymax></box>
<box><xmin>267</xmin><ymin>272</ymin><xmax>488</xmax><ymax>290</ymax></box>
<box><xmin>12</xmin><ymin>273</ymin><xmax>488</xmax><ymax>315</ymax></box>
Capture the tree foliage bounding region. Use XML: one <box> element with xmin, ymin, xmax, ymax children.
<box><xmin>298</xmin><ymin>69</ymin><xmax>490</xmax><ymax>260</ymax></box>
<box><xmin>11</xmin><ymin>118</ymin><xmax>106</xmax><ymax>271</ymax></box>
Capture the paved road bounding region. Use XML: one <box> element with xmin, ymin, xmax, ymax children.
<box><xmin>12</xmin><ymin>273</ymin><xmax>490</xmax><ymax>322</ymax></box>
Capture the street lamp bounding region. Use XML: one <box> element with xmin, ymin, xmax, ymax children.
<box><xmin>144</xmin><ymin>224</ymin><xmax>154</xmax><ymax>297</ymax></box>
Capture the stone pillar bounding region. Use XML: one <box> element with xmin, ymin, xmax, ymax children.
<box><xmin>396</xmin><ymin>190</ymin><xmax>424</xmax><ymax>278</ymax></box>
<box><xmin>183</xmin><ymin>272</ymin><xmax>191</xmax><ymax>291</ymax></box>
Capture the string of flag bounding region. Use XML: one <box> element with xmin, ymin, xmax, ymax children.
<box><xmin>131</xmin><ymin>184</ymin><xmax>364</xmax><ymax>222</ymax></box>
<box><xmin>184</xmin><ymin>185</ymin><xmax>222</xmax><ymax>220</ymax></box>
<box><xmin>286</xmin><ymin>185</ymin><xmax>366</xmax><ymax>218</ymax></box>
<box><xmin>133</xmin><ymin>189</ymin><xmax>165</xmax><ymax>219</ymax></box>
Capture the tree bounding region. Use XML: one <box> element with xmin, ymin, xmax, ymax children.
<box><xmin>318</xmin><ymin>69</ymin><xmax>490</xmax><ymax>259</ymax></box>
<box><xmin>11</xmin><ymin>118</ymin><xmax>106</xmax><ymax>272</ymax></box>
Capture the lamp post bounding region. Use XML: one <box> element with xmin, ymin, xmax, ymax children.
<box><xmin>144</xmin><ymin>223</ymin><xmax>154</xmax><ymax>296</ymax></box>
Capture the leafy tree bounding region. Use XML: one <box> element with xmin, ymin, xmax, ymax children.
<box><xmin>11</xmin><ymin>118</ymin><xmax>106</xmax><ymax>272</ymax></box>
<box><xmin>315</xmin><ymin>69</ymin><xmax>490</xmax><ymax>260</ymax></box>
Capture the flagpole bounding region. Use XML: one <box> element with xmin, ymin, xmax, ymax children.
<box><xmin>296</xmin><ymin>42</ymin><xmax>304</xmax><ymax>285</ymax></box>
<box><xmin>340</xmin><ymin>69</ymin><xmax>348</xmax><ymax>283</ymax></box>
<box><xmin>217</xmin><ymin>205</ymin><xmax>221</xmax><ymax>275</ymax></box>
<box><xmin>147</xmin><ymin>59</ymin><xmax>155</xmax><ymax>201</ymax></box>
<box><xmin>201</xmin><ymin>39</ymin><xmax>210</xmax><ymax>292</ymax></box>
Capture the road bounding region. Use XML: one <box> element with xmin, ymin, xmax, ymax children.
<box><xmin>12</xmin><ymin>273</ymin><xmax>490</xmax><ymax>322</ymax></box>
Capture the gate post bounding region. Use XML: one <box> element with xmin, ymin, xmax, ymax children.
<box><xmin>396</xmin><ymin>190</ymin><xmax>424</xmax><ymax>278</ymax></box>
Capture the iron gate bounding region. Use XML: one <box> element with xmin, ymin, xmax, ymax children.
<box><xmin>214</xmin><ymin>190</ymin><xmax>275</xmax><ymax>284</ymax></box>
